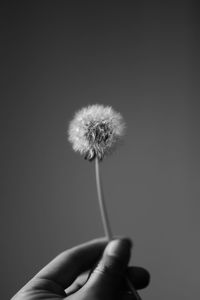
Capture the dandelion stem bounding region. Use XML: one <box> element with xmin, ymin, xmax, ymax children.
<box><xmin>95</xmin><ymin>157</ymin><xmax>112</xmax><ymax>240</ymax></box>
<box><xmin>94</xmin><ymin>156</ymin><xmax>142</xmax><ymax>300</ymax></box>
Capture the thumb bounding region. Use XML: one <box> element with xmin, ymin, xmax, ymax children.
<box><xmin>84</xmin><ymin>238</ymin><xmax>132</xmax><ymax>297</ymax></box>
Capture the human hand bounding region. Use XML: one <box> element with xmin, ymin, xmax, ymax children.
<box><xmin>12</xmin><ymin>238</ymin><xmax>150</xmax><ymax>300</ymax></box>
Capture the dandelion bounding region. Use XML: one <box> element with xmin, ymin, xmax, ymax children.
<box><xmin>68</xmin><ymin>104</ymin><xmax>141</xmax><ymax>299</ymax></box>
<box><xmin>68</xmin><ymin>104</ymin><xmax>125</xmax><ymax>161</ymax></box>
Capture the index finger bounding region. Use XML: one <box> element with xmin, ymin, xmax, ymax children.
<box><xmin>34</xmin><ymin>238</ymin><xmax>108</xmax><ymax>289</ymax></box>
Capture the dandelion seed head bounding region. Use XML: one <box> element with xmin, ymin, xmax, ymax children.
<box><xmin>68</xmin><ymin>104</ymin><xmax>125</xmax><ymax>161</ymax></box>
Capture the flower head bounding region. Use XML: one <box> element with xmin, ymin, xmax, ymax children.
<box><xmin>68</xmin><ymin>104</ymin><xmax>125</xmax><ymax>161</ymax></box>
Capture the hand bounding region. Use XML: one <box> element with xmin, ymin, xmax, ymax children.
<box><xmin>12</xmin><ymin>238</ymin><xmax>150</xmax><ymax>300</ymax></box>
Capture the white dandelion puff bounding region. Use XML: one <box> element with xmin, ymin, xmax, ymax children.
<box><xmin>68</xmin><ymin>104</ymin><xmax>125</xmax><ymax>161</ymax></box>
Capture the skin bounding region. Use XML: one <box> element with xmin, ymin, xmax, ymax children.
<box><xmin>12</xmin><ymin>238</ymin><xmax>150</xmax><ymax>300</ymax></box>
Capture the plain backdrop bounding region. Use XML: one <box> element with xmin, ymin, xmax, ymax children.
<box><xmin>1</xmin><ymin>1</ymin><xmax>200</xmax><ymax>299</ymax></box>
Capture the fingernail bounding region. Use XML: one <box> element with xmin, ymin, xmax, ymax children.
<box><xmin>106</xmin><ymin>238</ymin><xmax>132</xmax><ymax>261</ymax></box>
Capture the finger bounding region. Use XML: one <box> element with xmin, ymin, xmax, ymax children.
<box><xmin>65</xmin><ymin>270</ymin><xmax>90</xmax><ymax>296</ymax></box>
<box><xmin>127</xmin><ymin>266</ymin><xmax>150</xmax><ymax>290</ymax></box>
<box><xmin>84</xmin><ymin>238</ymin><xmax>132</xmax><ymax>296</ymax></box>
<box><xmin>65</xmin><ymin>265</ymin><xmax>150</xmax><ymax>296</ymax></box>
<box><xmin>34</xmin><ymin>238</ymin><xmax>107</xmax><ymax>289</ymax></box>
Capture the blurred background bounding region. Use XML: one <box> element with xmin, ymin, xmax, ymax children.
<box><xmin>1</xmin><ymin>1</ymin><xmax>200</xmax><ymax>299</ymax></box>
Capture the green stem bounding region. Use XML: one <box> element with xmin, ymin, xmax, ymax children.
<box><xmin>95</xmin><ymin>157</ymin><xmax>112</xmax><ymax>240</ymax></box>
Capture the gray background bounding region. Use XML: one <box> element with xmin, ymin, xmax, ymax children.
<box><xmin>1</xmin><ymin>1</ymin><xmax>200</xmax><ymax>299</ymax></box>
